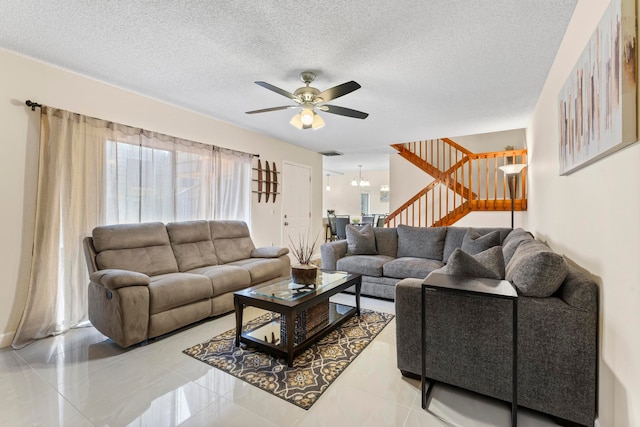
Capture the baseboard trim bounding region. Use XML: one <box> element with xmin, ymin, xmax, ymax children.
<box><xmin>0</xmin><ymin>330</ymin><xmax>15</xmax><ymax>348</ymax></box>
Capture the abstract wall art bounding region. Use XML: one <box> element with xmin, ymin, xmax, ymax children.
<box><xmin>558</xmin><ymin>0</ymin><xmax>637</xmax><ymax>175</ymax></box>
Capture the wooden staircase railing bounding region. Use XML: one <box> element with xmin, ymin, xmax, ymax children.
<box><xmin>386</xmin><ymin>139</ymin><xmax>527</xmax><ymax>227</ymax></box>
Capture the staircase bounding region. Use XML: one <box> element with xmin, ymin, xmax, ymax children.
<box><xmin>386</xmin><ymin>138</ymin><xmax>527</xmax><ymax>227</ymax></box>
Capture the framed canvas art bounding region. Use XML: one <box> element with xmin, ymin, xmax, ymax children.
<box><xmin>558</xmin><ymin>0</ymin><xmax>637</xmax><ymax>175</ymax></box>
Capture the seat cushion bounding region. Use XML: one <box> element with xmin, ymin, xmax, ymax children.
<box><xmin>148</xmin><ymin>273</ymin><xmax>213</xmax><ymax>315</ymax></box>
<box><xmin>188</xmin><ymin>265</ymin><xmax>252</xmax><ymax>296</ymax></box>
<box><xmin>346</xmin><ymin>224</ymin><xmax>378</xmax><ymax>255</ymax></box>
<box><xmin>383</xmin><ymin>257</ymin><xmax>445</xmax><ymax>279</ymax></box>
<box><xmin>397</xmin><ymin>225</ymin><xmax>446</xmax><ymax>260</ymax></box>
<box><xmin>337</xmin><ymin>255</ymin><xmax>394</xmax><ymax>277</ymax></box>
<box><xmin>226</xmin><ymin>258</ymin><xmax>283</xmax><ymax>284</ymax></box>
<box><xmin>166</xmin><ymin>220</ymin><xmax>218</xmax><ymax>271</ymax></box>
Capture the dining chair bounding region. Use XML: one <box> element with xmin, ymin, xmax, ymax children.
<box><xmin>327</xmin><ymin>210</ymin><xmax>338</xmax><ymax>241</ymax></box>
<box><xmin>335</xmin><ymin>216</ymin><xmax>350</xmax><ymax>240</ymax></box>
<box><xmin>361</xmin><ymin>215</ymin><xmax>375</xmax><ymax>225</ymax></box>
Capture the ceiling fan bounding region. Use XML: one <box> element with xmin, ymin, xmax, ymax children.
<box><xmin>245</xmin><ymin>71</ymin><xmax>369</xmax><ymax>130</ymax></box>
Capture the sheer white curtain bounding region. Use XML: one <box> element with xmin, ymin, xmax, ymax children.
<box><xmin>12</xmin><ymin>108</ymin><xmax>108</xmax><ymax>348</ymax></box>
<box><xmin>213</xmin><ymin>147</ymin><xmax>252</xmax><ymax>224</ymax></box>
<box><xmin>12</xmin><ymin>107</ymin><xmax>252</xmax><ymax>348</ymax></box>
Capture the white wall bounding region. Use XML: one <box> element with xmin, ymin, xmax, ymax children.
<box><xmin>525</xmin><ymin>1</ymin><xmax>640</xmax><ymax>425</ymax></box>
<box><xmin>0</xmin><ymin>48</ymin><xmax>323</xmax><ymax>347</ymax></box>
<box><xmin>452</xmin><ymin>128</ymin><xmax>526</xmax><ymax>153</ymax></box>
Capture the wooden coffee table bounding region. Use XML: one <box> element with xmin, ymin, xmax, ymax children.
<box><xmin>233</xmin><ymin>270</ymin><xmax>362</xmax><ymax>367</ymax></box>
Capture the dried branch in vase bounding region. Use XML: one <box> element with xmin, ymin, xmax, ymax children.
<box><xmin>288</xmin><ymin>233</ymin><xmax>320</xmax><ymax>265</ymax></box>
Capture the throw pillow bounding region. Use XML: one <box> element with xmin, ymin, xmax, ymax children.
<box><xmin>346</xmin><ymin>224</ymin><xmax>378</xmax><ymax>255</ymax></box>
<box><xmin>446</xmin><ymin>246</ymin><xmax>505</xmax><ymax>280</ymax></box>
<box><xmin>502</xmin><ymin>233</ymin><xmax>534</xmax><ymax>266</ymax></box>
<box><xmin>505</xmin><ymin>240</ymin><xmax>568</xmax><ymax>297</ymax></box>
<box><xmin>461</xmin><ymin>228</ymin><xmax>501</xmax><ymax>255</ymax></box>
<box><xmin>397</xmin><ymin>224</ymin><xmax>446</xmax><ymax>260</ymax></box>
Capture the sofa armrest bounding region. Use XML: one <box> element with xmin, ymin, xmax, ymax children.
<box><xmin>90</xmin><ymin>269</ymin><xmax>151</xmax><ymax>289</ymax></box>
<box><xmin>320</xmin><ymin>240</ymin><xmax>348</xmax><ymax>270</ymax></box>
<box><xmin>251</xmin><ymin>246</ymin><xmax>289</xmax><ymax>258</ymax></box>
<box><xmin>395</xmin><ymin>278</ymin><xmax>424</xmax><ymax>376</ymax></box>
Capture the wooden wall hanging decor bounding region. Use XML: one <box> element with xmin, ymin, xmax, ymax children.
<box><xmin>252</xmin><ymin>159</ymin><xmax>280</xmax><ymax>202</ymax></box>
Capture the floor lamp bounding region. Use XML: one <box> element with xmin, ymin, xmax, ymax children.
<box><xmin>498</xmin><ymin>164</ymin><xmax>527</xmax><ymax>229</ymax></box>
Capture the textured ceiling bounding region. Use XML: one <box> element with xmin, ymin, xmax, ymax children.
<box><xmin>0</xmin><ymin>1</ymin><xmax>576</xmax><ymax>173</ymax></box>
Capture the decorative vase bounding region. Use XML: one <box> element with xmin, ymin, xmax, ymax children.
<box><xmin>291</xmin><ymin>264</ymin><xmax>318</xmax><ymax>285</ymax></box>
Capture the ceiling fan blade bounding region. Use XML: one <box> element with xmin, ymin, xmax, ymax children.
<box><xmin>320</xmin><ymin>104</ymin><xmax>369</xmax><ymax>119</ymax></box>
<box><xmin>255</xmin><ymin>81</ymin><xmax>300</xmax><ymax>102</ymax></box>
<box><xmin>316</xmin><ymin>81</ymin><xmax>361</xmax><ymax>102</ymax></box>
<box><xmin>245</xmin><ymin>106</ymin><xmax>298</xmax><ymax>114</ymax></box>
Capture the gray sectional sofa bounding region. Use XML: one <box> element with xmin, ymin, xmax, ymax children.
<box><xmin>83</xmin><ymin>220</ymin><xmax>290</xmax><ymax>347</ymax></box>
<box><xmin>321</xmin><ymin>224</ymin><xmax>598</xmax><ymax>426</ymax></box>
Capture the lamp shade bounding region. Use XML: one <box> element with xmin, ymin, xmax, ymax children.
<box><xmin>289</xmin><ymin>113</ymin><xmax>303</xmax><ymax>129</ymax></box>
<box><xmin>499</xmin><ymin>164</ymin><xmax>527</xmax><ymax>175</ymax></box>
<box><xmin>312</xmin><ymin>112</ymin><xmax>325</xmax><ymax>129</ymax></box>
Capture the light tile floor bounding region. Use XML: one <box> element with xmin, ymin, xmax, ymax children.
<box><xmin>1</xmin><ymin>294</ymin><xmax>562</xmax><ymax>426</ymax></box>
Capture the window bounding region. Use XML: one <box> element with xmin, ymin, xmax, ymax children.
<box><xmin>360</xmin><ymin>192</ymin><xmax>370</xmax><ymax>216</ymax></box>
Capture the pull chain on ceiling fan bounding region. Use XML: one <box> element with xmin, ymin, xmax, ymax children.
<box><xmin>245</xmin><ymin>71</ymin><xmax>369</xmax><ymax>130</ymax></box>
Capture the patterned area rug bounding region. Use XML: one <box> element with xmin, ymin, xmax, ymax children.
<box><xmin>183</xmin><ymin>309</ymin><xmax>394</xmax><ymax>409</ymax></box>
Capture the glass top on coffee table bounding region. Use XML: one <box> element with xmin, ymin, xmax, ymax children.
<box><xmin>250</xmin><ymin>271</ymin><xmax>352</xmax><ymax>301</ymax></box>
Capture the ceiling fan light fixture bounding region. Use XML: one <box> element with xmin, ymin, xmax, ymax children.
<box><xmin>300</xmin><ymin>108</ymin><xmax>314</xmax><ymax>126</ymax></box>
<box><xmin>289</xmin><ymin>113</ymin><xmax>304</xmax><ymax>129</ymax></box>
<box><xmin>311</xmin><ymin>112</ymin><xmax>325</xmax><ymax>129</ymax></box>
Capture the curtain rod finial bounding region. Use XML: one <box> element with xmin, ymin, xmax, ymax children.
<box><xmin>25</xmin><ymin>100</ymin><xmax>42</xmax><ymax>111</ymax></box>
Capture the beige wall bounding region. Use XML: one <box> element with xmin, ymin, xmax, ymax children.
<box><xmin>323</xmin><ymin>169</ymin><xmax>390</xmax><ymax>219</ymax></box>
<box><xmin>525</xmin><ymin>1</ymin><xmax>640</xmax><ymax>426</ymax></box>
<box><xmin>0</xmin><ymin>49</ymin><xmax>323</xmax><ymax>347</ymax></box>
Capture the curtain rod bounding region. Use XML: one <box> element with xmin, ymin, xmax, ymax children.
<box><xmin>25</xmin><ymin>99</ymin><xmax>259</xmax><ymax>157</ymax></box>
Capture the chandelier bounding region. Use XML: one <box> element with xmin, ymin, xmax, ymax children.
<box><xmin>351</xmin><ymin>165</ymin><xmax>370</xmax><ymax>187</ymax></box>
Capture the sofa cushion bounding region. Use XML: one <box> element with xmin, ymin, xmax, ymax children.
<box><xmin>148</xmin><ymin>273</ymin><xmax>213</xmax><ymax>315</ymax></box>
<box><xmin>446</xmin><ymin>246</ymin><xmax>505</xmax><ymax>280</ymax></box>
<box><xmin>461</xmin><ymin>229</ymin><xmax>501</xmax><ymax>255</ymax></box>
<box><xmin>374</xmin><ymin>227</ymin><xmax>398</xmax><ymax>258</ymax></box>
<box><xmin>506</xmin><ymin>240</ymin><xmax>568</xmax><ymax>297</ymax></box>
<box><xmin>166</xmin><ymin>220</ymin><xmax>218</xmax><ymax>271</ymax></box>
<box><xmin>383</xmin><ymin>257</ymin><xmax>445</xmax><ymax>279</ymax></box>
<box><xmin>502</xmin><ymin>227</ymin><xmax>533</xmax><ymax>247</ymax></box>
<box><xmin>346</xmin><ymin>224</ymin><xmax>378</xmax><ymax>255</ymax></box>
<box><xmin>226</xmin><ymin>258</ymin><xmax>283</xmax><ymax>284</ymax></box>
<box><xmin>442</xmin><ymin>227</ymin><xmax>511</xmax><ymax>262</ymax></box>
<box><xmin>397</xmin><ymin>224</ymin><xmax>446</xmax><ymax>260</ymax></box>
<box><xmin>337</xmin><ymin>255</ymin><xmax>394</xmax><ymax>277</ymax></box>
<box><xmin>210</xmin><ymin>220</ymin><xmax>256</xmax><ymax>264</ymax></box>
<box><xmin>93</xmin><ymin>222</ymin><xmax>178</xmax><ymax>276</ymax></box>
<box><xmin>503</xmin><ymin>232</ymin><xmax>535</xmax><ymax>266</ymax></box>
<box><xmin>188</xmin><ymin>265</ymin><xmax>252</xmax><ymax>296</ymax></box>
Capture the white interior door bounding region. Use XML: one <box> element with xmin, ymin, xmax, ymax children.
<box><xmin>282</xmin><ymin>162</ymin><xmax>312</xmax><ymax>260</ymax></box>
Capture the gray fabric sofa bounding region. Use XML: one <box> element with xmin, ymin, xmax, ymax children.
<box><xmin>83</xmin><ymin>220</ymin><xmax>290</xmax><ymax>347</ymax></box>
<box><xmin>321</xmin><ymin>224</ymin><xmax>598</xmax><ymax>426</ymax></box>
<box><xmin>320</xmin><ymin>224</ymin><xmax>512</xmax><ymax>299</ymax></box>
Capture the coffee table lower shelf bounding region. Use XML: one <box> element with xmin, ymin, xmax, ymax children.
<box><xmin>238</xmin><ymin>302</ymin><xmax>356</xmax><ymax>365</ymax></box>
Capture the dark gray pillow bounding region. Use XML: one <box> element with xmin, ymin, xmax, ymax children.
<box><xmin>397</xmin><ymin>224</ymin><xmax>446</xmax><ymax>260</ymax></box>
<box><xmin>506</xmin><ymin>240</ymin><xmax>568</xmax><ymax>297</ymax></box>
<box><xmin>503</xmin><ymin>233</ymin><xmax>534</xmax><ymax>266</ymax></box>
<box><xmin>446</xmin><ymin>246</ymin><xmax>505</xmax><ymax>280</ymax></box>
<box><xmin>346</xmin><ymin>224</ymin><xmax>378</xmax><ymax>255</ymax></box>
<box><xmin>461</xmin><ymin>228</ymin><xmax>501</xmax><ymax>255</ymax></box>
